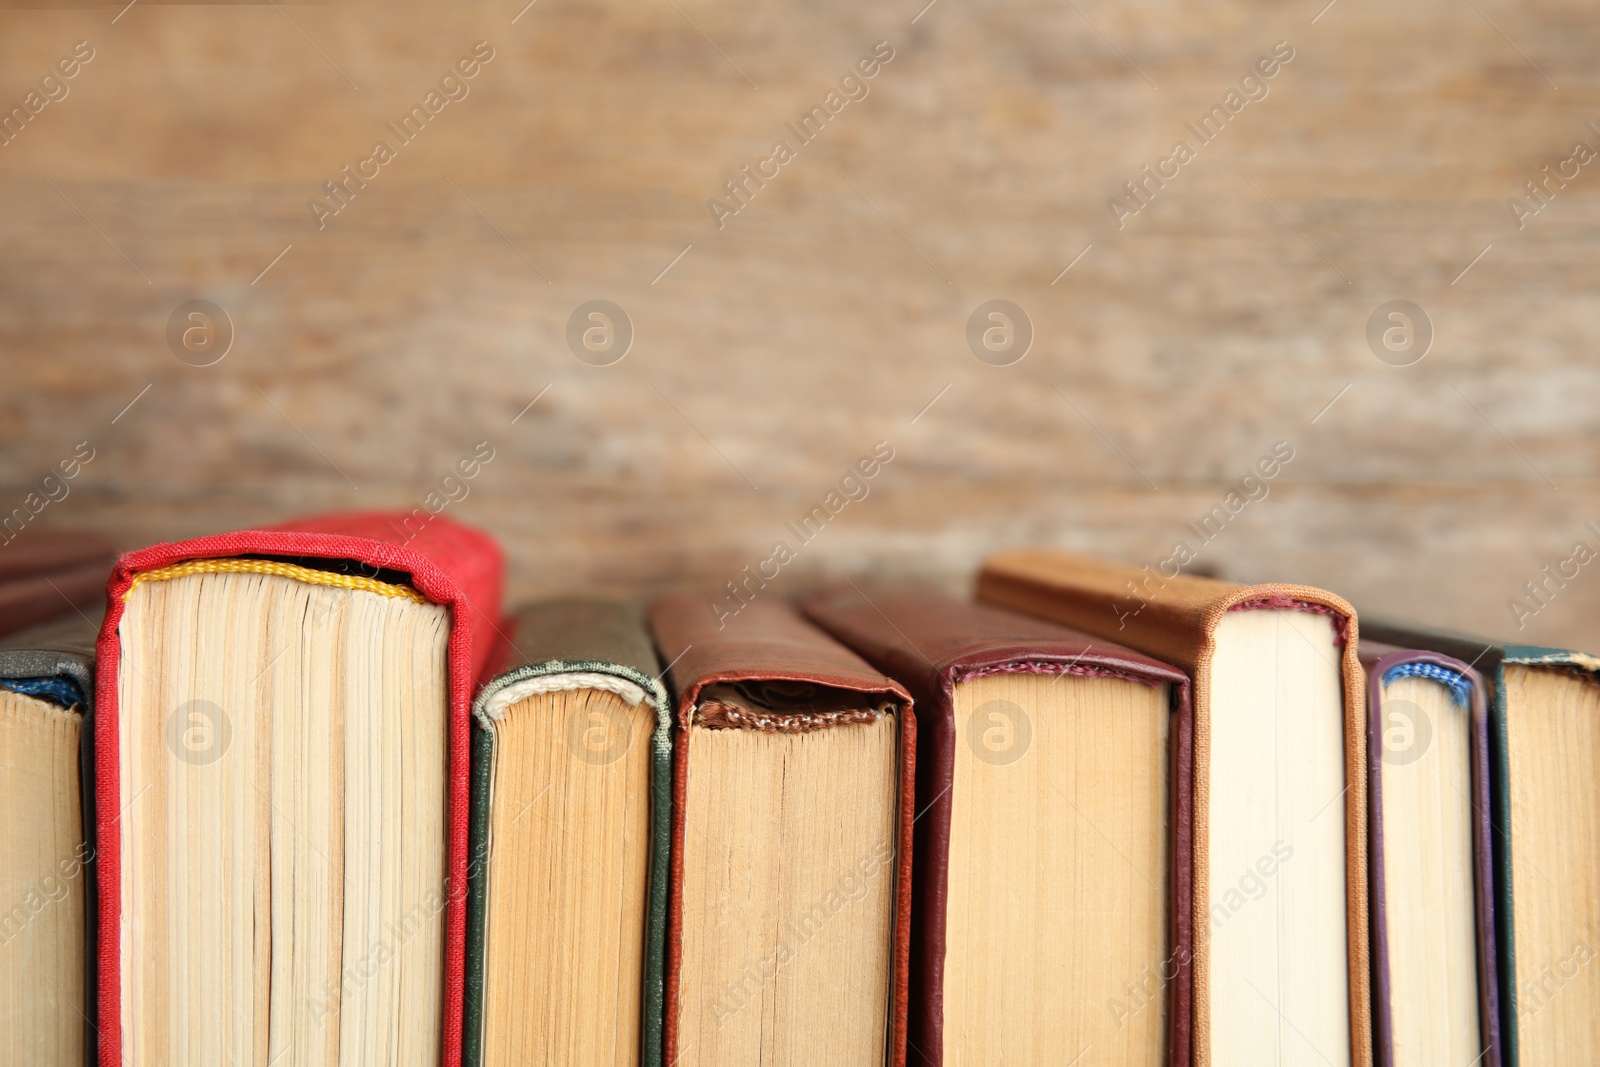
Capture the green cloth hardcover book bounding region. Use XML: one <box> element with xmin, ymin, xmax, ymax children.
<box><xmin>464</xmin><ymin>600</ymin><xmax>672</xmax><ymax>1067</ymax></box>
<box><xmin>1363</xmin><ymin>621</ymin><xmax>1600</xmax><ymax>1067</ymax></box>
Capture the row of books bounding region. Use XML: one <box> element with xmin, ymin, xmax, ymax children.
<box><xmin>1</xmin><ymin>511</ymin><xmax>1595</xmax><ymax>1066</ymax></box>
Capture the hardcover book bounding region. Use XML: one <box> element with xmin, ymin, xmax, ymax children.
<box><xmin>1</xmin><ymin>608</ymin><xmax>100</xmax><ymax>1067</ymax></box>
<box><xmin>648</xmin><ymin>595</ymin><xmax>915</xmax><ymax>1067</ymax></box>
<box><xmin>464</xmin><ymin>600</ymin><xmax>671</xmax><ymax>1067</ymax></box>
<box><xmin>1360</xmin><ymin>640</ymin><xmax>1500</xmax><ymax>1067</ymax></box>
<box><xmin>1361</xmin><ymin>621</ymin><xmax>1600</xmax><ymax>1067</ymax></box>
<box><xmin>801</xmin><ymin>586</ymin><xmax>1193</xmax><ymax>1067</ymax></box>
<box><xmin>93</xmin><ymin>512</ymin><xmax>503</xmax><ymax>1067</ymax></box>
<box><xmin>978</xmin><ymin>548</ymin><xmax>1373</xmax><ymax>1067</ymax></box>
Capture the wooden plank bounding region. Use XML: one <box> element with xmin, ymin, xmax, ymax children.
<box><xmin>0</xmin><ymin>0</ymin><xmax>1595</xmax><ymax>651</ymax></box>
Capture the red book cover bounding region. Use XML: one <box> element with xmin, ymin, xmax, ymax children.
<box><xmin>93</xmin><ymin>511</ymin><xmax>504</xmax><ymax>1067</ymax></box>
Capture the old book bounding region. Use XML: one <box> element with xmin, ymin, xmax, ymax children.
<box><xmin>801</xmin><ymin>586</ymin><xmax>1193</xmax><ymax>1067</ymax></box>
<box><xmin>1361</xmin><ymin>622</ymin><xmax>1600</xmax><ymax>1067</ymax></box>
<box><xmin>0</xmin><ymin>529</ymin><xmax>115</xmax><ymax>639</ymax></box>
<box><xmin>463</xmin><ymin>600</ymin><xmax>671</xmax><ymax>1067</ymax></box>
<box><xmin>979</xmin><ymin>548</ymin><xmax>1372</xmax><ymax>1067</ymax></box>
<box><xmin>1360</xmin><ymin>641</ymin><xmax>1500</xmax><ymax>1067</ymax></box>
<box><xmin>93</xmin><ymin>512</ymin><xmax>503</xmax><ymax>1067</ymax></box>
<box><xmin>648</xmin><ymin>595</ymin><xmax>914</xmax><ymax>1067</ymax></box>
<box><xmin>0</xmin><ymin>608</ymin><xmax>100</xmax><ymax>1067</ymax></box>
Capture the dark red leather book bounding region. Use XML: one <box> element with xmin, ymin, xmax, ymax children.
<box><xmin>94</xmin><ymin>512</ymin><xmax>503</xmax><ymax>1067</ymax></box>
<box><xmin>649</xmin><ymin>595</ymin><xmax>915</xmax><ymax>1067</ymax></box>
<box><xmin>801</xmin><ymin>585</ymin><xmax>1193</xmax><ymax>1067</ymax></box>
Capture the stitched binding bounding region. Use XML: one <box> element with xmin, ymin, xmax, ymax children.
<box><xmin>479</xmin><ymin>670</ymin><xmax>649</xmax><ymax>721</ymax></box>
<box><xmin>124</xmin><ymin>558</ymin><xmax>428</xmax><ymax>604</ymax></box>
<box><xmin>693</xmin><ymin>699</ymin><xmax>885</xmax><ymax>732</ymax></box>
<box><xmin>1227</xmin><ymin>594</ymin><xmax>1350</xmax><ymax>646</ymax></box>
<box><xmin>952</xmin><ymin>660</ymin><xmax>1162</xmax><ymax>688</ymax></box>
<box><xmin>0</xmin><ymin>676</ymin><xmax>84</xmax><ymax>709</ymax></box>
<box><xmin>1380</xmin><ymin>660</ymin><xmax>1471</xmax><ymax>707</ymax></box>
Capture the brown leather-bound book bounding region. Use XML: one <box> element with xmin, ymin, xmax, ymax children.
<box><xmin>801</xmin><ymin>586</ymin><xmax>1193</xmax><ymax>1067</ymax></box>
<box><xmin>648</xmin><ymin>595</ymin><xmax>914</xmax><ymax>1067</ymax></box>
<box><xmin>979</xmin><ymin>549</ymin><xmax>1373</xmax><ymax>1067</ymax></box>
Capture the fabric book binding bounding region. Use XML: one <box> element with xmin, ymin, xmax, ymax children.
<box><xmin>93</xmin><ymin>511</ymin><xmax>503</xmax><ymax>1067</ymax></box>
<box><xmin>464</xmin><ymin>599</ymin><xmax>672</xmax><ymax>1067</ymax></box>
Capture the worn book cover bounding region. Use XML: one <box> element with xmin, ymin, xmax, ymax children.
<box><xmin>649</xmin><ymin>596</ymin><xmax>915</xmax><ymax>1067</ymax></box>
<box><xmin>465</xmin><ymin>599</ymin><xmax>671</xmax><ymax>1067</ymax></box>
<box><xmin>93</xmin><ymin>511</ymin><xmax>503</xmax><ymax>1067</ymax></box>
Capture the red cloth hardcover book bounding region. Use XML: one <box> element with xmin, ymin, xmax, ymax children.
<box><xmin>94</xmin><ymin>512</ymin><xmax>503</xmax><ymax>1067</ymax></box>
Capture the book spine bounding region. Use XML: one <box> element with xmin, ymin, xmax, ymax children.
<box><xmin>1488</xmin><ymin>662</ymin><xmax>1519</xmax><ymax>1067</ymax></box>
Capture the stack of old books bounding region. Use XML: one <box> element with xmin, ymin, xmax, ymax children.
<box><xmin>4</xmin><ymin>511</ymin><xmax>1593</xmax><ymax>1066</ymax></box>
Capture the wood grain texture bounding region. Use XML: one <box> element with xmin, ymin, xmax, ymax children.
<box><xmin>0</xmin><ymin>0</ymin><xmax>1597</xmax><ymax>650</ymax></box>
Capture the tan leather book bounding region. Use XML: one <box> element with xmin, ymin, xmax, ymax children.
<box><xmin>979</xmin><ymin>548</ymin><xmax>1373</xmax><ymax>1067</ymax></box>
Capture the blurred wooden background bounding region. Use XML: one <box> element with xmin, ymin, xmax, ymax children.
<box><xmin>1</xmin><ymin>0</ymin><xmax>1597</xmax><ymax>648</ymax></box>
